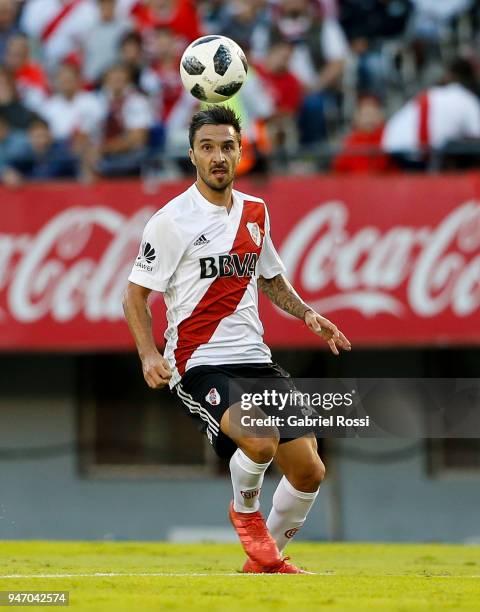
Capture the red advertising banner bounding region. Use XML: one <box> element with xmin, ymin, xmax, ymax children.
<box><xmin>0</xmin><ymin>175</ymin><xmax>479</xmax><ymax>350</ymax></box>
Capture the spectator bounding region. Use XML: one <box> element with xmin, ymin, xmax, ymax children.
<box><xmin>254</xmin><ymin>39</ymin><xmax>304</xmax><ymax>151</ymax></box>
<box><xmin>5</xmin><ymin>33</ymin><xmax>49</xmax><ymax>113</ymax></box>
<box><xmin>319</xmin><ymin>0</ymin><xmax>338</xmax><ymax>18</ymax></box>
<box><xmin>126</xmin><ymin>0</ymin><xmax>203</xmax><ymax>42</ymax></box>
<box><xmin>409</xmin><ymin>0</ymin><xmax>473</xmax><ymax>40</ymax></box>
<box><xmin>255</xmin><ymin>39</ymin><xmax>303</xmax><ymax>116</ymax></box>
<box><xmin>339</xmin><ymin>0</ymin><xmax>412</xmax><ymax>96</ymax></box>
<box><xmin>139</xmin><ymin>23</ymin><xmax>198</xmax><ymax>161</ymax></box>
<box><xmin>120</xmin><ymin>31</ymin><xmax>144</xmax><ymax>86</ymax></box>
<box><xmin>0</xmin><ymin>0</ymin><xmax>19</xmax><ymax>62</ymax></box>
<box><xmin>217</xmin><ymin>45</ymin><xmax>275</xmax><ymax>175</ymax></box>
<box><xmin>264</xmin><ymin>0</ymin><xmax>349</xmax><ymax>145</ymax></box>
<box><xmin>0</xmin><ymin>66</ymin><xmax>38</xmax><ymax>130</ymax></box>
<box><xmin>198</xmin><ymin>0</ymin><xmax>227</xmax><ymax>34</ymax></box>
<box><xmin>160</xmin><ymin>87</ymin><xmax>198</xmax><ymax>159</ymax></box>
<box><xmin>0</xmin><ymin>116</ymin><xmax>29</xmax><ymax>186</ymax></box>
<box><xmin>8</xmin><ymin>118</ymin><xmax>79</xmax><ymax>180</ymax></box>
<box><xmin>82</xmin><ymin>0</ymin><xmax>132</xmax><ymax>85</ymax></box>
<box><xmin>86</xmin><ymin>63</ymin><xmax>153</xmax><ymax>177</ymax></box>
<box><xmin>340</xmin><ymin>0</ymin><xmax>412</xmax><ymax>42</ymax></box>
<box><xmin>3</xmin><ymin>0</ymin><xmax>480</xmax><ymax>181</ymax></box>
<box><xmin>40</xmin><ymin>63</ymin><xmax>103</xmax><ymax>144</ymax></box>
<box><xmin>382</xmin><ymin>58</ymin><xmax>480</xmax><ymax>169</ymax></box>
<box><xmin>215</xmin><ymin>0</ymin><xmax>269</xmax><ymax>56</ymax></box>
<box><xmin>21</xmin><ymin>0</ymin><xmax>98</xmax><ymax>70</ymax></box>
<box><xmin>407</xmin><ymin>0</ymin><xmax>473</xmax><ymax>79</ymax></box>
<box><xmin>140</xmin><ymin>26</ymin><xmax>184</xmax><ymax>124</ymax></box>
<box><xmin>333</xmin><ymin>95</ymin><xmax>394</xmax><ymax>173</ymax></box>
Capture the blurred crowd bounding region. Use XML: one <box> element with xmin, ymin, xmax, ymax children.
<box><xmin>1</xmin><ymin>0</ymin><xmax>480</xmax><ymax>185</ymax></box>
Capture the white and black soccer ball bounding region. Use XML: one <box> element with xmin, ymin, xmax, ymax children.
<box><xmin>180</xmin><ymin>35</ymin><xmax>248</xmax><ymax>103</ymax></box>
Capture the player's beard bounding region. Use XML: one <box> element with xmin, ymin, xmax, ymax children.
<box><xmin>202</xmin><ymin>166</ymin><xmax>235</xmax><ymax>192</ymax></box>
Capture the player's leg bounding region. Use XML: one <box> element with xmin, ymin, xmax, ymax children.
<box><xmin>242</xmin><ymin>435</ymin><xmax>323</xmax><ymax>573</ymax></box>
<box><xmin>221</xmin><ymin>402</ymin><xmax>279</xmax><ymax>513</ymax></box>
<box><xmin>177</xmin><ymin>364</ymin><xmax>291</xmax><ymax>570</ymax></box>
<box><xmin>221</xmin><ymin>363</ymin><xmax>324</xmax><ymax>572</ymax></box>
<box><xmin>177</xmin><ymin>367</ymin><xmax>279</xmax><ymax>520</ymax></box>
<box><xmin>220</xmin><ymin>404</ymin><xmax>284</xmax><ymax>569</ymax></box>
<box><xmin>267</xmin><ymin>435</ymin><xmax>325</xmax><ymax>554</ymax></box>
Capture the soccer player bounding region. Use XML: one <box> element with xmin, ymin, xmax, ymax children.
<box><xmin>123</xmin><ymin>106</ymin><xmax>351</xmax><ymax>574</ymax></box>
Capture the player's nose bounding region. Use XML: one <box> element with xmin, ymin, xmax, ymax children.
<box><xmin>212</xmin><ymin>146</ymin><xmax>226</xmax><ymax>162</ymax></box>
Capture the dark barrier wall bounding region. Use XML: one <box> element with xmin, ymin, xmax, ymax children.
<box><xmin>1</xmin><ymin>174</ymin><xmax>479</xmax><ymax>349</ymax></box>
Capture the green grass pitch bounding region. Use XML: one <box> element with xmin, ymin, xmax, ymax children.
<box><xmin>1</xmin><ymin>542</ymin><xmax>480</xmax><ymax>611</ymax></box>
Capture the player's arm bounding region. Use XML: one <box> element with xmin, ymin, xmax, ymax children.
<box><xmin>122</xmin><ymin>281</ymin><xmax>172</xmax><ymax>389</ymax></box>
<box><xmin>258</xmin><ymin>274</ymin><xmax>351</xmax><ymax>355</ymax></box>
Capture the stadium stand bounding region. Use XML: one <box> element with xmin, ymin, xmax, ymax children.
<box><xmin>0</xmin><ymin>0</ymin><xmax>479</xmax><ymax>183</ymax></box>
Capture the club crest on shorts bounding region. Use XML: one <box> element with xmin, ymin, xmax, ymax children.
<box><xmin>205</xmin><ymin>387</ymin><xmax>221</xmax><ymax>406</ymax></box>
<box><xmin>246</xmin><ymin>222</ymin><xmax>262</xmax><ymax>247</ymax></box>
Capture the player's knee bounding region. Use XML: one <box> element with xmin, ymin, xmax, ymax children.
<box><xmin>315</xmin><ymin>459</ymin><xmax>326</xmax><ymax>486</ymax></box>
<box><xmin>240</xmin><ymin>437</ymin><xmax>278</xmax><ymax>463</ymax></box>
<box><xmin>289</xmin><ymin>457</ymin><xmax>325</xmax><ymax>492</ymax></box>
<box><xmin>301</xmin><ymin>464</ymin><xmax>325</xmax><ymax>491</ymax></box>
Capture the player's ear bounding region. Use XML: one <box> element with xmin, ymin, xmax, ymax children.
<box><xmin>188</xmin><ymin>148</ymin><xmax>196</xmax><ymax>167</ymax></box>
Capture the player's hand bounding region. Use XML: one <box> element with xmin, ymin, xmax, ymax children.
<box><xmin>141</xmin><ymin>352</ymin><xmax>172</xmax><ymax>389</ymax></box>
<box><xmin>304</xmin><ymin>310</ymin><xmax>351</xmax><ymax>356</ymax></box>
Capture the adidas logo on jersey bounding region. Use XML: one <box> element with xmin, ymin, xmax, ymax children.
<box><xmin>193</xmin><ymin>234</ymin><xmax>209</xmax><ymax>246</ymax></box>
<box><xmin>135</xmin><ymin>241</ymin><xmax>156</xmax><ymax>272</ymax></box>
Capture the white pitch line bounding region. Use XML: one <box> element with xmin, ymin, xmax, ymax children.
<box><xmin>0</xmin><ymin>572</ymin><xmax>330</xmax><ymax>579</ymax></box>
<box><xmin>0</xmin><ymin>572</ymin><xmax>478</xmax><ymax>579</ymax></box>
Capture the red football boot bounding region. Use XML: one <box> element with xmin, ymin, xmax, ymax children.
<box><xmin>229</xmin><ymin>501</ymin><xmax>281</xmax><ymax>569</ymax></box>
<box><xmin>243</xmin><ymin>557</ymin><xmax>314</xmax><ymax>574</ymax></box>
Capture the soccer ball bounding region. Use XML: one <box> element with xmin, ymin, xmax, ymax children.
<box><xmin>180</xmin><ymin>35</ymin><xmax>248</xmax><ymax>103</ymax></box>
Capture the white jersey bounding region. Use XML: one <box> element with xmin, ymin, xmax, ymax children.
<box><xmin>382</xmin><ymin>83</ymin><xmax>480</xmax><ymax>153</ymax></box>
<box><xmin>128</xmin><ymin>183</ymin><xmax>286</xmax><ymax>387</ymax></box>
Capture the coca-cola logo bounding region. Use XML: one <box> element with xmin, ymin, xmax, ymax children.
<box><xmin>0</xmin><ymin>206</ymin><xmax>154</xmax><ymax>323</ymax></box>
<box><xmin>279</xmin><ymin>200</ymin><xmax>480</xmax><ymax>318</ymax></box>
<box><xmin>1</xmin><ymin>196</ymin><xmax>479</xmax><ymax>349</ymax></box>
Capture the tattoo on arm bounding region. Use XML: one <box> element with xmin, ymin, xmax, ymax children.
<box><xmin>257</xmin><ymin>274</ymin><xmax>312</xmax><ymax>320</ymax></box>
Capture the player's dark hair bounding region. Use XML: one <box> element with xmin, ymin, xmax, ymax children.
<box><xmin>189</xmin><ymin>106</ymin><xmax>242</xmax><ymax>148</ymax></box>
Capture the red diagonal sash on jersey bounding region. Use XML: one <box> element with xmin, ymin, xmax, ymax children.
<box><xmin>41</xmin><ymin>0</ymin><xmax>83</xmax><ymax>42</ymax></box>
<box><xmin>174</xmin><ymin>201</ymin><xmax>265</xmax><ymax>377</ymax></box>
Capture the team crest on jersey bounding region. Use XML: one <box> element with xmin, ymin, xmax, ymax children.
<box><xmin>205</xmin><ymin>387</ymin><xmax>221</xmax><ymax>406</ymax></box>
<box><xmin>246</xmin><ymin>222</ymin><xmax>262</xmax><ymax>247</ymax></box>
